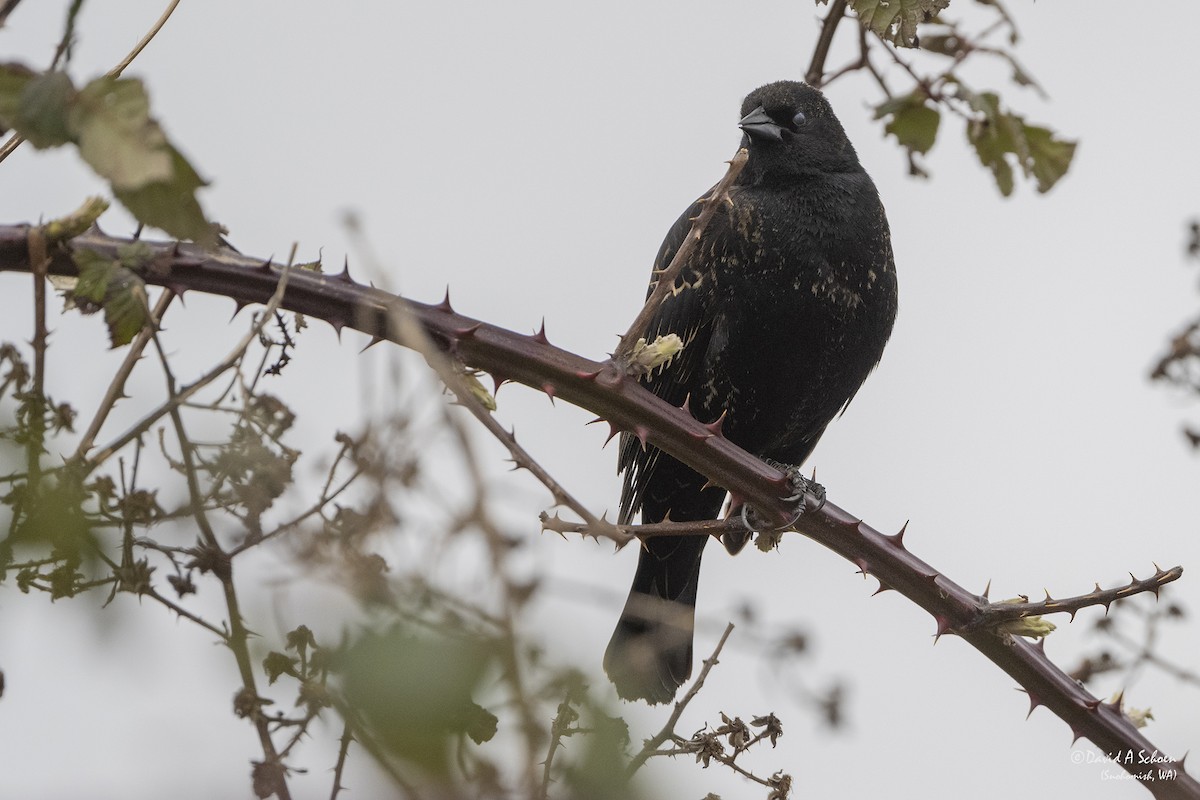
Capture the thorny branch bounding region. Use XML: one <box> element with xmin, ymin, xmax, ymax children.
<box><xmin>1</xmin><ymin>229</ymin><xmax>1198</xmax><ymax>797</ymax></box>
<box><xmin>967</xmin><ymin>567</ymin><xmax>1185</xmax><ymax>631</ymax></box>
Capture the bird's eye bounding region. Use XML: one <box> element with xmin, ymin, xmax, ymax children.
<box><xmin>792</xmin><ymin>110</ymin><xmax>807</xmax><ymax>128</ymax></box>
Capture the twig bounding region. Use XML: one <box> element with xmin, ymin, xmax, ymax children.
<box><xmin>538</xmin><ymin>696</ymin><xmax>576</xmax><ymax>800</ymax></box>
<box><xmin>379</xmin><ymin>297</ymin><xmax>545</xmax><ymax>791</ymax></box>
<box><xmin>612</xmin><ymin>149</ymin><xmax>748</xmax><ymax>363</ymax></box>
<box><xmin>26</xmin><ymin>226</ymin><xmax>48</xmax><ymax>486</ymax></box>
<box><xmin>80</xmin><ymin>264</ymin><xmax>291</xmax><ymax>473</ymax></box>
<box><xmin>74</xmin><ymin>289</ymin><xmax>175</xmax><ymax>460</ymax></box>
<box><xmin>330</xmin><ymin>720</ymin><xmax>354</xmax><ymax>800</ymax></box>
<box><xmin>542</xmin><ymin>512</ymin><xmax>741</xmax><ymax>540</ymax></box>
<box><xmin>0</xmin><ymin>0</ymin><xmax>183</xmax><ymax>164</ymax></box>
<box><xmin>0</xmin><ymin>0</ymin><xmax>24</xmax><ymax>26</ymax></box>
<box><xmin>624</xmin><ymin>622</ymin><xmax>736</xmax><ymax>779</ymax></box>
<box><xmin>107</xmin><ymin>0</ymin><xmax>182</xmax><ymax>78</ymax></box>
<box><xmin>806</xmin><ymin>0</ymin><xmax>849</xmax><ymax>87</ymax></box>
<box><xmin>966</xmin><ymin>566</ymin><xmax>1184</xmax><ymax>632</ymax></box>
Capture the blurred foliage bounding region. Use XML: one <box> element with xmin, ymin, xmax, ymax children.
<box><xmin>0</xmin><ymin>64</ymin><xmax>215</xmax><ymax>246</ymax></box>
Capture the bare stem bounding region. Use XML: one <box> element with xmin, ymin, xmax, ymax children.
<box><xmin>612</xmin><ymin>149</ymin><xmax>748</xmax><ymax>363</ymax></box>
<box><xmin>967</xmin><ymin>567</ymin><xmax>1184</xmax><ymax>632</ymax></box>
<box><xmin>806</xmin><ymin>0</ymin><xmax>849</xmax><ymax>87</ymax></box>
<box><xmin>74</xmin><ymin>289</ymin><xmax>175</xmax><ymax>460</ymax></box>
<box><xmin>624</xmin><ymin>622</ymin><xmax>735</xmax><ymax>779</ymax></box>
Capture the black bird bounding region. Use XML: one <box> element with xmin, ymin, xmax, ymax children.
<box><xmin>604</xmin><ymin>81</ymin><xmax>898</xmax><ymax>704</ymax></box>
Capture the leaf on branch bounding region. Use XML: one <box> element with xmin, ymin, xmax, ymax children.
<box><xmin>69</xmin><ymin>77</ymin><xmax>173</xmax><ymax>190</ymax></box>
<box><xmin>0</xmin><ymin>64</ymin><xmax>217</xmax><ymax>246</ymax></box>
<box><xmin>13</xmin><ymin>70</ymin><xmax>74</xmax><ymax>148</ymax></box>
<box><xmin>962</xmin><ymin>90</ymin><xmax>1076</xmax><ymax>195</ymax></box>
<box><xmin>874</xmin><ymin>92</ymin><xmax>941</xmax><ymax>155</ymax></box>
<box><xmin>0</xmin><ymin>63</ymin><xmax>37</xmax><ymax>132</ymax></box>
<box><xmin>848</xmin><ymin>0</ymin><xmax>950</xmax><ymax>48</ymax></box>
<box><xmin>70</xmin><ymin>247</ymin><xmax>151</xmax><ymax>348</ymax></box>
<box><xmin>262</xmin><ymin>651</ymin><xmax>300</xmax><ymax>684</ymax></box>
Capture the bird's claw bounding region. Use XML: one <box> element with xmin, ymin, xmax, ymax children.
<box><xmin>739</xmin><ymin>461</ymin><xmax>825</xmax><ymax>533</ymax></box>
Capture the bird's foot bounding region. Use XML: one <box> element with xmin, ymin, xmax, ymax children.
<box><xmin>739</xmin><ymin>460</ymin><xmax>826</xmax><ymax>533</ymax></box>
<box><xmin>767</xmin><ymin>459</ymin><xmax>826</xmax><ymax>512</ymax></box>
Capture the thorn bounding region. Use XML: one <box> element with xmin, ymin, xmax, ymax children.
<box><xmin>452</xmin><ymin>322</ymin><xmax>482</xmax><ymax>339</ymax></box>
<box><xmin>531</xmin><ymin>319</ymin><xmax>550</xmax><ymax>345</ymax></box>
<box><xmin>436</xmin><ymin>287</ymin><xmax>454</xmax><ymax>313</ymax></box>
<box><xmin>163</xmin><ymin>283</ymin><xmax>188</xmax><ymax>299</ymax></box>
<box><xmin>687</xmin><ymin>428</ymin><xmax>714</xmax><ymax>442</ymax></box>
<box><xmin>703</xmin><ymin>409</ymin><xmax>728</xmax><ymax>438</ymax></box>
<box><xmin>1107</xmin><ymin>690</ymin><xmax>1124</xmax><ymax>711</ymax></box>
<box><xmin>1128</xmin><ymin>572</ymin><xmax>1139</xmax><ymax>586</ymax></box>
<box><xmin>982</xmin><ymin>579</ymin><xmax>992</xmax><ymax>601</ymax></box>
<box><xmin>585</xmin><ymin>417</ymin><xmax>604</xmax><ymax>426</ymax></box>
<box><xmin>633</xmin><ymin>425</ymin><xmax>651</xmax><ymax>449</ymax></box>
<box><xmin>1069</xmin><ymin>725</ymin><xmax>1086</xmax><ymax>745</ymax></box>
<box><xmin>1018</xmin><ymin>687</ymin><xmax>1043</xmax><ymax>719</ymax></box>
<box><xmin>922</xmin><ymin>573</ymin><xmax>940</xmax><ymax>586</ymax></box>
<box><xmin>575</xmin><ymin>369</ymin><xmax>603</xmax><ymax>381</ymax></box>
<box><xmin>258</xmin><ymin>255</ymin><xmax>275</xmax><ymax>273</ymax></box>
<box><xmin>360</xmin><ymin>335</ymin><xmax>386</xmax><ymax>353</ymax></box>
<box><xmin>229</xmin><ymin>299</ymin><xmax>250</xmax><ymax>321</ymax></box>
<box><xmin>872</xmin><ymin>580</ymin><xmax>893</xmax><ymax>596</ymax></box>
<box><xmin>679</xmin><ymin>393</ymin><xmax>694</xmax><ymax>416</ymax></box>
<box><xmin>336</xmin><ymin>256</ymin><xmax>355</xmax><ymax>284</ymax></box>
<box><xmin>1034</xmin><ymin>638</ymin><xmax>1047</xmax><ymax>654</ymax></box>
<box><xmin>541</xmin><ymin>383</ymin><xmax>556</xmax><ymax>405</ymax></box>
<box><xmin>329</xmin><ymin>318</ymin><xmax>344</xmax><ymax>339</ymax></box>
<box><xmin>884</xmin><ymin>521</ymin><xmax>908</xmax><ymax>550</ymax></box>
<box><xmin>1083</xmin><ymin>699</ymin><xmax>1102</xmax><ymax>712</ymax></box>
<box><xmin>1152</xmin><ymin>561</ymin><xmax>1163</xmax><ymax>573</ymax></box>
<box><xmin>603</xmin><ymin>422</ymin><xmax>621</xmax><ymax>447</ymax></box>
<box><xmin>932</xmin><ymin>615</ymin><xmax>954</xmax><ymax>641</ymax></box>
<box><xmin>490</xmin><ymin>372</ymin><xmax>508</xmax><ymax>393</ymax></box>
<box><xmin>853</xmin><ymin>557</ymin><xmax>870</xmax><ymax>577</ymax></box>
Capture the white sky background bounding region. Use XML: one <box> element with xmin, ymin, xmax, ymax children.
<box><xmin>2</xmin><ymin>1</ymin><xmax>1200</xmax><ymax>798</ymax></box>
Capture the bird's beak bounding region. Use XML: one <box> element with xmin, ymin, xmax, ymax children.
<box><xmin>738</xmin><ymin>106</ymin><xmax>784</xmax><ymax>142</ymax></box>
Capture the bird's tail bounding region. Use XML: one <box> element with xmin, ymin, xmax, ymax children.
<box><xmin>603</xmin><ymin>534</ymin><xmax>707</xmax><ymax>704</ymax></box>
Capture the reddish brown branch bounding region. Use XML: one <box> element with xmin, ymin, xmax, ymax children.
<box><xmin>968</xmin><ymin>567</ymin><xmax>1184</xmax><ymax>630</ymax></box>
<box><xmin>0</xmin><ymin>225</ymin><xmax>1196</xmax><ymax>797</ymax></box>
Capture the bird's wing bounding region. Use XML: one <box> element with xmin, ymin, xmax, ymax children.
<box><xmin>618</xmin><ymin>193</ymin><xmax>732</xmax><ymax>524</ymax></box>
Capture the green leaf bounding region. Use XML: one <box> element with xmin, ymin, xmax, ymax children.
<box><xmin>68</xmin><ymin>77</ymin><xmax>173</xmax><ymax>190</ymax></box>
<box><xmin>1023</xmin><ymin>124</ymin><xmax>1077</xmax><ymax>193</ymax></box>
<box><xmin>964</xmin><ymin>90</ymin><xmax>1076</xmax><ymax>196</ymax></box>
<box><xmin>848</xmin><ymin>0</ymin><xmax>950</xmax><ymax>47</ymax></box>
<box><xmin>341</xmin><ymin>629</ymin><xmax>495</xmax><ymax>776</ymax></box>
<box><xmin>0</xmin><ymin>62</ymin><xmax>37</xmax><ymax>130</ymax></box>
<box><xmin>70</xmin><ymin>248</ymin><xmax>151</xmax><ymax>347</ymax></box>
<box><xmin>14</xmin><ymin>71</ymin><xmax>75</xmax><ymax>148</ymax></box>
<box><xmin>113</xmin><ymin>145</ymin><xmax>217</xmax><ymax>247</ymax></box>
<box><xmin>874</xmin><ymin>92</ymin><xmax>941</xmax><ymax>154</ymax></box>
<box><xmin>262</xmin><ymin>651</ymin><xmax>300</xmax><ymax>684</ymax></box>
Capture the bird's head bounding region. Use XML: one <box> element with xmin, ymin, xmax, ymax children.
<box><xmin>736</xmin><ymin>80</ymin><xmax>861</xmax><ymax>181</ymax></box>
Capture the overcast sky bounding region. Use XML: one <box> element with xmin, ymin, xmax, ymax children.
<box><xmin>3</xmin><ymin>2</ymin><xmax>1200</xmax><ymax>798</ymax></box>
